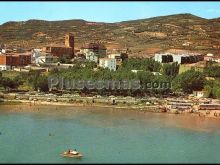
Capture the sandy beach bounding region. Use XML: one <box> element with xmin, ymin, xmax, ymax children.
<box><xmin>1</xmin><ymin>99</ymin><xmax>220</xmax><ymax>119</ymax></box>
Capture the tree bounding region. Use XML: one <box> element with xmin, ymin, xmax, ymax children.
<box><xmin>204</xmin><ymin>80</ymin><xmax>220</xmax><ymax>99</ymax></box>
<box><xmin>59</xmin><ymin>54</ymin><xmax>72</xmax><ymax>64</ymax></box>
<box><xmin>204</xmin><ymin>65</ymin><xmax>220</xmax><ymax>77</ymax></box>
<box><xmin>162</xmin><ymin>62</ymin><xmax>179</xmax><ymax>78</ymax></box>
<box><xmin>203</xmin><ymin>85</ymin><xmax>212</xmax><ymax>98</ymax></box>
<box><xmin>1</xmin><ymin>77</ymin><xmax>11</xmax><ymax>90</ymax></box>
<box><xmin>36</xmin><ymin>75</ymin><xmax>49</xmax><ymax>92</ymax></box>
<box><xmin>27</xmin><ymin>70</ymin><xmax>41</xmax><ymax>90</ymax></box>
<box><xmin>172</xmin><ymin>69</ymin><xmax>205</xmax><ymax>94</ymax></box>
<box><xmin>13</xmin><ymin>75</ymin><xmax>24</xmax><ymax>89</ymax></box>
<box><xmin>0</xmin><ymin>77</ymin><xmax>22</xmax><ymax>91</ymax></box>
<box><xmin>0</xmin><ymin>72</ymin><xmax>2</xmax><ymax>86</ymax></box>
<box><xmin>121</xmin><ymin>53</ymin><xmax>128</xmax><ymax>61</ymax></box>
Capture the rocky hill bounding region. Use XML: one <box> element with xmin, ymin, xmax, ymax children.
<box><xmin>0</xmin><ymin>13</ymin><xmax>219</xmax><ymax>57</ymax></box>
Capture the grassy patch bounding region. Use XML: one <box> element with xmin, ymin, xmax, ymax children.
<box><xmin>2</xmin><ymin>71</ymin><xmax>21</xmax><ymax>79</ymax></box>
<box><xmin>179</xmin><ymin>65</ymin><xmax>191</xmax><ymax>74</ymax></box>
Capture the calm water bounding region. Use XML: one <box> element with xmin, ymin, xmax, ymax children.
<box><xmin>1</xmin><ymin>105</ymin><xmax>220</xmax><ymax>163</ymax></box>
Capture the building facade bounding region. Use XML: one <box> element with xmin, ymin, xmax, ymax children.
<box><xmin>85</xmin><ymin>51</ymin><xmax>99</xmax><ymax>63</ymax></box>
<box><xmin>193</xmin><ymin>91</ymin><xmax>204</xmax><ymax>98</ymax></box>
<box><xmin>80</xmin><ymin>43</ymin><xmax>107</xmax><ymax>63</ymax></box>
<box><xmin>155</xmin><ymin>53</ymin><xmax>204</xmax><ymax>64</ymax></box>
<box><xmin>204</xmin><ymin>53</ymin><xmax>220</xmax><ymax>63</ymax></box>
<box><xmin>35</xmin><ymin>54</ymin><xmax>58</xmax><ymax>65</ymax></box>
<box><xmin>99</xmin><ymin>58</ymin><xmax>116</xmax><ymax>71</ymax></box>
<box><xmin>0</xmin><ymin>53</ymin><xmax>32</xmax><ymax>71</ymax></box>
<box><xmin>108</xmin><ymin>54</ymin><xmax>122</xmax><ymax>66</ymax></box>
<box><xmin>42</xmin><ymin>46</ymin><xmax>73</xmax><ymax>58</ymax></box>
<box><xmin>42</xmin><ymin>33</ymin><xmax>74</xmax><ymax>58</ymax></box>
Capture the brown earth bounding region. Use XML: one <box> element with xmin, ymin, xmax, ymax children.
<box><xmin>0</xmin><ymin>13</ymin><xmax>220</xmax><ymax>57</ymax></box>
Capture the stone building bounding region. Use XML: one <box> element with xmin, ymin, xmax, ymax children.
<box><xmin>43</xmin><ymin>33</ymin><xmax>75</xmax><ymax>58</ymax></box>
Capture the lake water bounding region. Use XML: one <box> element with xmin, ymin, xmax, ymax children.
<box><xmin>1</xmin><ymin>105</ymin><xmax>220</xmax><ymax>163</ymax></box>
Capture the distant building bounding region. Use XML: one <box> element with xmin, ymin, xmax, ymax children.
<box><xmin>193</xmin><ymin>91</ymin><xmax>204</xmax><ymax>98</ymax></box>
<box><xmin>80</xmin><ymin>43</ymin><xmax>107</xmax><ymax>63</ymax></box>
<box><xmin>31</xmin><ymin>49</ymin><xmax>43</xmax><ymax>63</ymax></box>
<box><xmin>85</xmin><ymin>51</ymin><xmax>99</xmax><ymax>63</ymax></box>
<box><xmin>32</xmin><ymin>49</ymin><xmax>58</xmax><ymax>65</ymax></box>
<box><xmin>0</xmin><ymin>52</ymin><xmax>32</xmax><ymax>71</ymax></box>
<box><xmin>155</xmin><ymin>53</ymin><xmax>204</xmax><ymax>64</ymax></box>
<box><xmin>35</xmin><ymin>54</ymin><xmax>58</xmax><ymax>65</ymax></box>
<box><xmin>204</xmin><ymin>53</ymin><xmax>220</xmax><ymax>63</ymax></box>
<box><xmin>65</xmin><ymin>33</ymin><xmax>74</xmax><ymax>48</ymax></box>
<box><xmin>154</xmin><ymin>53</ymin><xmax>173</xmax><ymax>63</ymax></box>
<box><xmin>42</xmin><ymin>33</ymin><xmax>74</xmax><ymax>58</ymax></box>
<box><xmin>108</xmin><ymin>54</ymin><xmax>122</xmax><ymax>66</ymax></box>
<box><xmin>74</xmin><ymin>52</ymin><xmax>86</xmax><ymax>61</ymax></box>
<box><xmin>99</xmin><ymin>58</ymin><xmax>116</xmax><ymax>71</ymax></box>
<box><xmin>1</xmin><ymin>49</ymin><xmax>13</xmax><ymax>54</ymax></box>
<box><xmin>43</xmin><ymin>46</ymin><xmax>73</xmax><ymax>58</ymax></box>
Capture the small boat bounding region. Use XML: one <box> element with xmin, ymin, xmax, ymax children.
<box><xmin>60</xmin><ymin>150</ymin><xmax>83</xmax><ymax>158</ymax></box>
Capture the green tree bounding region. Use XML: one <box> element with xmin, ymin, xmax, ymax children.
<box><xmin>59</xmin><ymin>54</ymin><xmax>72</xmax><ymax>64</ymax></box>
<box><xmin>0</xmin><ymin>72</ymin><xmax>2</xmax><ymax>86</ymax></box>
<box><xmin>172</xmin><ymin>69</ymin><xmax>205</xmax><ymax>94</ymax></box>
<box><xmin>27</xmin><ymin>70</ymin><xmax>41</xmax><ymax>90</ymax></box>
<box><xmin>204</xmin><ymin>65</ymin><xmax>220</xmax><ymax>77</ymax></box>
<box><xmin>36</xmin><ymin>75</ymin><xmax>49</xmax><ymax>92</ymax></box>
<box><xmin>162</xmin><ymin>62</ymin><xmax>179</xmax><ymax>78</ymax></box>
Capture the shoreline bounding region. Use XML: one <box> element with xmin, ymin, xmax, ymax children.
<box><xmin>0</xmin><ymin>99</ymin><xmax>157</xmax><ymax>110</ymax></box>
<box><xmin>1</xmin><ymin>99</ymin><xmax>220</xmax><ymax>119</ymax></box>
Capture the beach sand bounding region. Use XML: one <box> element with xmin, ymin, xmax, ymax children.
<box><xmin>1</xmin><ymin>99</ymin><xmax>220</xmax><ymax>120</ymax></box>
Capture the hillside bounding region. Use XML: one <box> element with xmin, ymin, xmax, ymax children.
<box><xmin>0</xmin><ymin>13</ymin><xmax>220</xmax><ymax>57</ymax></box>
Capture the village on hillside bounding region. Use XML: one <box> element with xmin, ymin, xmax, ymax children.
<box><xmin>0</xmin><ymin>32</ymin><xmax>220</xmax><ymax>118</ymax></box>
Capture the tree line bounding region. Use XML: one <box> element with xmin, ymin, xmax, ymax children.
<box><xmin>0</xmin><ymin>58</ymin><xmax>210</xmax><ymax>97</ymax></box>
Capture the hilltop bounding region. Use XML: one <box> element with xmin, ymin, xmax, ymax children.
<box><xmin>0</xmin><ymin>13</ymin><xmax>220</xmax><ymax>57</ymax></box>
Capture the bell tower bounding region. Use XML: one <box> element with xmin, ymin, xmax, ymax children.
<box><xmin>65</xmin><ymin>33</ymin><xmax>75</xmax><ymax>57</ymax></box>
<box><xmin>65</xmin><ymin>33</ymin><xmax>74</xmax><ymax>48</ymax></box>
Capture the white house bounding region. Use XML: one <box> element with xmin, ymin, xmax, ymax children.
<box><xmin>99</xmin><ymin>58</ymin><xmax>116</xmax><ymax>71</ymax></box>
<box><xmin>0</xmin><ymin>64</ymin><xmax>11</xmax><ymax>71</ymax></box>
<box><xmin>85</xmin><ymin>51</ymin><xmax>99</xmax><ymax>63</ymax></box>
<box><xmin>32</xmin><ymin>49</ymin><xmax>57</xmax><ymax>65</ymax></box>
<box><xmin>172</xmin><ymin>54</ymin><xmax>185</xmax><ymax>64</ymax></box>
<box><xmin>31</xmin><ymin>49</ymin><xmax>43</xmax><ymax>63</ymax></box>
<box><xmin>35</xmin><ymin>55</ymin><xmax>58</xmax><ymax>64</ymax></box>
<box><xmin>193</xmin><ymin>91</ymin><xmax>204</xmax><ymax>98</ymax></box>
<box><xmin>204</xmin><ymin>53</ymin><xmax>220</xmax><ymax>63</ymax></box>
<box><xmin>80</xmin><ymin>43</ymin><xmax>107</xmax><ymax>63</ymax></box>
<box><xmin>155</xmin><ymin>53</ymin><xmax>203</xmax><ymax>64</ymax></box>
<box><xmin>154</xmin><ymin>53</ymin><xmax>164</xmax><ymax>63</ymax></box>
<box><xmin>108</xmin><ymin>54</ymin><xmax>122</xmax><ymax>66</ymax></box>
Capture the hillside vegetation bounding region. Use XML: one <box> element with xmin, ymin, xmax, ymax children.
<box><xmin>0</xmin><ymin>13</ymin><xmax>220</xmax><ymax>57</ymax></box>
